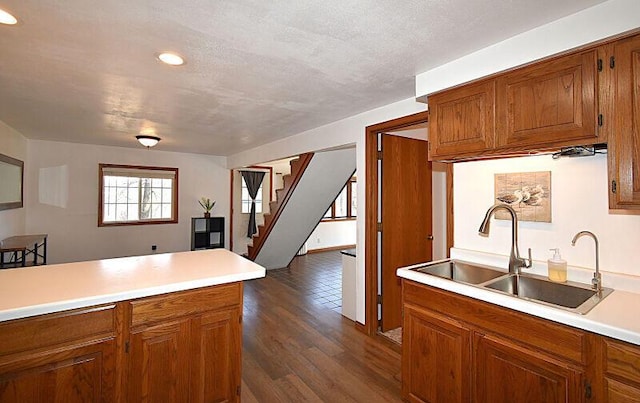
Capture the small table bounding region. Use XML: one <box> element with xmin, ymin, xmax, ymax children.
<box><xmin>0</xmin><ymin>234</ymin><xmax>48</xmax><ymax>269</ymax></box>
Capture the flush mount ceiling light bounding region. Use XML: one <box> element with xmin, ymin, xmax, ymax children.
<box><xmin>157</xmin><ymin>52</ymin><xmax>185</xmax><ymax>66</ymax></box>
<box><xmin>0</xmin><ymin>8</ymin><xmax>18</xmax><ymax>25</ymax></box>
<box><xmin>136</xmin><ymin>135</ymin><xmax>161</xmax><ymax>148</ymax></box>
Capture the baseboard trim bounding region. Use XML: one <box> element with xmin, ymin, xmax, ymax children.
<box><xmin>307</xmin><ymin>244</ymin><xmax>356</xmax><ymax>254</ymax></box>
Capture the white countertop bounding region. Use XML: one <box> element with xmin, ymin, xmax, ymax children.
<box><xmin>0</xmin><ymin>249</ymin><xmax>266</xmax><ymax>322</ymax></box>
<box><xmin>397</xmin><ymin>249</ymin><xmax>640</xmax><ymax>346</ymax></box>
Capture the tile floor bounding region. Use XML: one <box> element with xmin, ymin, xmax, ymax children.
<box><xmin>267</xmin><ymin>250</ymin><xmax>343</xmax><ymax>314</ymax></box>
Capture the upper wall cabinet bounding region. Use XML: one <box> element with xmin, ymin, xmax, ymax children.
<box><xmin>608</xmin><ymin>34</ymin><xmax>640</xmax><ymax>209</ymax></box>
<box><xmin>495</xmin><ymin>50</ymin><xmax>599</xmax><ymax>149</ymax></box>
<box><xmin>428</xmin><ymin>80</ymin><xmax>495</xmax><ymax>159</ymax></box>
<box><xmin>428</xmin><ymin>46</ymin><xmax>602</xmax><ymax>160</ymax></box>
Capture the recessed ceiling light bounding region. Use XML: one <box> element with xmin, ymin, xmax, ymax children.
<box><xmin>0</xmin><ymin>8</ymin><xmax>18</xmax><ymax>25</ymax></box>
<box><xmin>157</xmin><ymin>52</ymin><xmax>185</xmax><ymax>66</ymax></box>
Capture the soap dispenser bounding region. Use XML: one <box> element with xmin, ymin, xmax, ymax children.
<box><xmin>548</xmin><ymin>248</ymin><xmax>567</xmax><ymax>283</ymax></box>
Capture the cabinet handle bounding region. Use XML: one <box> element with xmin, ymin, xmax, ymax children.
<box><xmin>427</xmin><ymin>235</ymin><xmax>434</xmax><ymax>241</ymax></box>
<box><xmin>612</xmin><ymin>180</ymin><xmax>617</xmax><ymax>194</ymax></box>
<box><xmin>584</xmin><ymin>380</ymin><xmax>592</xmax><ymax>399</ymax></box>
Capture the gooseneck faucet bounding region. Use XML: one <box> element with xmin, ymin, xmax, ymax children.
<box><xmin>571</xmin><ymin>231</ymin><xmax>602</xmax><ymax>296</ymax></box>
<box><xmin>478</xmin><ymin>204</ymin><xmax>532</xmax><ymax>274</ymax></box>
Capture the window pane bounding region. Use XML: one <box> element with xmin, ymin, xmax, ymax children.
<box><xmin>324</xmin><ymin>206</ymin><xmax>332</xmax><ymax>218</ymax></box>
<box><xmin>127</xmin><ymin>204</ymin><xmax>139</xmax><ymax>221</ymax></box>
<box><xmin>116</xmin><ymin>176</ymin><xmax>128</xmax><ymax>187</ymax></box>
<box><xmin>151</xmin><ymin>178</ymin><xmax>163</xmax><ymax>187</ymax></box>
<box><xmin>335</xmin><ymin>186</ymin><xmax>348</xmax><ymax>217</ymax></box>
<box><xmin>350</xmin><ymin>181</ymin><xmax>357</xmax><ymax>217</ymax></box>
<box><xmin>162</xmin><ymin>204</ymin><xmax>172</xmax><ymax>218</ymax></box>
<box><xmin>162</xmin><ymin>188</ymin><xmax>172</xmax><ymax>202</ymax></box>
<box><xmin>127</xmin><ymin>188</ymin><xmax>138</xmax><ymax>203</ymax></box>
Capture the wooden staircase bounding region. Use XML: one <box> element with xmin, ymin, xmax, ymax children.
<box><xmin>247</xmin><ymin>153</ymin><xmax>314</xmax><ymax>261</ymax></box>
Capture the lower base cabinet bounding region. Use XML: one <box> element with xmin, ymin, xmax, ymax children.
<box><xmin>402</xmin><ymin>305</ymin><xmax>470</xmax><ymax>402</ymax></box>
<box><xmin>402</xmin><ymin>279</ymin><xmax>620</xmax><ymax>403</ymax></box>
<box><xmin>602</xmin><ymin>338</ymin><xmax>640</xmax><ymax>402</ymax></box>
<box><xmin>0</xmin><ymin>283</ymin><xmax>243</xmax><ymax>403</ymax></box>
<box><xmin>474</xmin><ymin>333</ymin><xmax>584</xmax><ymax>403</ymax></box>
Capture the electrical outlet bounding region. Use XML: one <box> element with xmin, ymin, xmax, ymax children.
<box><xmin>151</xmin><ymin>245</ymin><xmax>157</xmax><ymax>251</ymax></box>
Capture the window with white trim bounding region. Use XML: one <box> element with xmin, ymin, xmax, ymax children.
<box><xmin>99</xmin><ymin>164</ymin><xmax>178</xmax><ymax>226</ymax></box>
<box><xmin>241</xmin><ymin>177</ymin><xmax>263</xmax><ymax>214</ymax></box>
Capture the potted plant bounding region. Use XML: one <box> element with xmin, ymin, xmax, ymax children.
<box><xmin>199</xmin><ymin>197</ymin><xmax>215</xmax><ymax>218</ymax></box>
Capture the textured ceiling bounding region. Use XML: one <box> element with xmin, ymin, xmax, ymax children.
<box><xmin>0</xmin><ymin>0</ymin><xmax>606</xmax><ymax>156</ymax></box>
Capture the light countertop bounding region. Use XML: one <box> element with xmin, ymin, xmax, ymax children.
<box><xmin>0</xmin><ymin>249</ymin><xmax>266</xmax><ymax>322</ymax></box>
<box><xmin>397</xmin><ymin>249</ymin><xmax>640</xmax><ymax>346</ymax></box>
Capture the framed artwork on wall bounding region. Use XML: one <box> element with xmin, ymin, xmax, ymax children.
<box><xmin>494</xmin><ymin>171</ymin><xmax>551</xmax><ymax>223</ymax></box>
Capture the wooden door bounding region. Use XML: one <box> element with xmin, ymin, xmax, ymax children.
<box><xmin>128</xmin><ymin>319</ymin><xmax>192</xmax><ymax>403</ymax></box>
<box><xmin>190</xmin><ymin>308</ymin><xmax>241</xmax><ymax>403</ymax></box>
<box><xmin>474</xmin><ymin>333</ymin><xmax>584</xmax><ymax>403</ymax></box>
<box><xmin>496</xmin><ymin>50</ymin><xmax>598</xmax><ymax>148</ymax></box>
<box><xmin>402</xmin><ymin>305</ymin><xmax>470</xmax><ymax>403</ymax></box>
<box><xmin>428</xmin><ymin>79</ymin><xmax>496</xmax><ymax>159</ymax></box>
<box><xmin>609</xmin><ymin>34</ymin><xmax>640</xmax><ymax>209</ymax></box>
<box><xmin>381</xmin><ymin>134</ymin><xmax>432</xmax><ymax>331</ymax></box>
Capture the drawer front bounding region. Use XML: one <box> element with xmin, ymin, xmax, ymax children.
<box><xmin>403</xmin><ymin>280</ymin><xmax>586</xmax><ymax>364</ymax></box>
<box><xmin>0</xmin><ymin>304</ymin><xmax>116</xmax><ymax>357</ymax></box>
<box><xmin>130</xmin><ymin>283</ymin><xmax>241</xmax><ymax>329</ymax></box>
<box><xmin>604</xmin><ymin>338</ymin><xmax>640</xmax><ymax>384</ymax></box>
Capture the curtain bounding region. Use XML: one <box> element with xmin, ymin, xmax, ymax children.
<box><xmin>241</xmin><ymin>170</ymin><xmax>265</xmax><ymax>238</ymax></box>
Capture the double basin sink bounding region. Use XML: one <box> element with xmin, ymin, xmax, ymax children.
<box><xmin>411</xmin><ymin>260</ymin><xmax>612</xmax><ymax>314</ymax></box>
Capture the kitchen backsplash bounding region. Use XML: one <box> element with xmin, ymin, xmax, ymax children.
<box><xmin>454</xmin><ymin>153</ymin><xmax>640</xmax><ymax>278</ymax></box>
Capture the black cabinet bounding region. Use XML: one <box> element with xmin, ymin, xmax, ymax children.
<box><xmin>191</xmin><ymin>217</ymin><xmax>225</xmax><ymax>250</ymax></box>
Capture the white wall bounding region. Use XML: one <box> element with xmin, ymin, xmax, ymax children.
<box><xmin>454</xmin><ymin>154</ymin><xmax>640</xmax><ymax>277</ymax></box>
<box><xmin>416</xmin><ymin>0</ymin><xmax>640</xmax><ymax>97</ymax></box>
<box><xmin>25</xmin><ymin>140</ymin><xmax>228</xmax><ymax>264</ymax></box>
<box><xmin>228</xmin><ymin>97</ymin><xmax>427</xmax><ymax>324</ymax></box>
<box><xmin>0</xmin><ymin>121</ymin><xmax>27</xmax><ymax>240</ymax></box>
<box><xmin>307</xmin><ymin>220</ymin><xmax>356</xmax><ymax>251</ymax></box>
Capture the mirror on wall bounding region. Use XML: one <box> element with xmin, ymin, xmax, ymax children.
<box><xmin>0</xmin><ymin>153</ymin><xmax>23</xmax><ymax>211</ymax></box>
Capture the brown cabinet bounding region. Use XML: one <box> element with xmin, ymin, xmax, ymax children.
<box><xmin>475</xmin><ymin>333</ymin><xmax>584</xmax><ymax>403</ymax></box>
<box><xmin>0</xmin><ymin>305</ymin><xmax>118</xmax><ymax>403</ymax></box>
<box><xmin>402</xmin><ymin>305</ymin><xmax>470</xmax><ymax>402</ymax></box>
<box><xmin>428</xmin><ymin>49</ymin><xmax>601</xmax><ymax>160</ymax></box>
<box><xmin>496</xmin><ymin>49</ymin><xmax>599</xmax><ymax>149</ymax></box>
<box><xmin>0</xmin><ymin>283</ymin><xmax>243</xmax><ymax>403</ymax></box>
<box><xmin>127</xmin><ymin>284</ymin><xmax>242</xmax><ymax>403</ymax></box>
<box><xmin>402</xmin><ymin>279</ymin><xmax>590</xmax><ymax>402</ymax></box>
<box><xmin>428</xmin><ymin>79</ymin><xmax>495</xmax><ymax>159</ymax></box>
<box><xmin>608</xmin><ymin>34</ymin><xmax>640</xmax><ymax>209</ymax></box>
<box><xmin>602</xmin><ymin>338</ymin><xmax>640</xmax><ymax>402</ymax></box>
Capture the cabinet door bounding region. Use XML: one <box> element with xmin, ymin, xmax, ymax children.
<box><xmin>474</xmin><ymin>333</ymin><xmax>584</xmax><ymax>403</ymax></box>
<box><xmin>402</xmin><ymin>305</ymin><xmax>471</xmax><ymax>402</ymax></box>
<box><xmin>128</xmin><ymin>319</ymin><xmax>191</xmax><ymax>403</ymax></box>
<box><xmin>190</xmin><ymin>307</ymin><xmax>241</xmax><ymax>403</ymax></box>
<box><xmin>605</xmin><ymin>378</ymin><xmax>640</xmax><ymax>402</ymax></box>
<box><xmin>609</xmin><ymin>34</ymin><xmax>640</xmax><ymax>209</ymax></box>
<box><xmin>496</xmin><ymin>50</ymin><xmax>598</xmax><ymax>149</ymax></box>
<box><xmin>428</xmin><ymin>79</ymin><xmax>495</xmax><ymax>159</ymax></box>
<box><xmin>0</xmin><ymin>340</ymin><xmax>115</xmax><ymax>403</ymax></box>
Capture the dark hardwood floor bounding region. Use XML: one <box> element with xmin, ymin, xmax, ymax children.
<box><xmin>242</xmin><ymin>251</ymin><xmax>402</xmax><ymax>402</ymax></box>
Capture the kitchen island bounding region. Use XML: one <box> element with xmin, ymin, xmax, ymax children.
<box><xmin>0</xmin><ymin>249</ymin><xmax>265</xmax><ymax>402</ymax></box>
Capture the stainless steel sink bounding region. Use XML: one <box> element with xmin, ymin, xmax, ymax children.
<box><xmin>483</xmin><ymin>273</ymin><xmax>612</xmax><ymax>314</ymax></box>
<box><xmin>412</xmin><ymin>260</ymin><xmax>505</xmax><ymax>285</ymax></box>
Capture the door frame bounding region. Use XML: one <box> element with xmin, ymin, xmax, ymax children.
<box><xmin>364</xmin><ymin>111</ymin><xmax>454</xmax><ymax>336</ymax></box>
